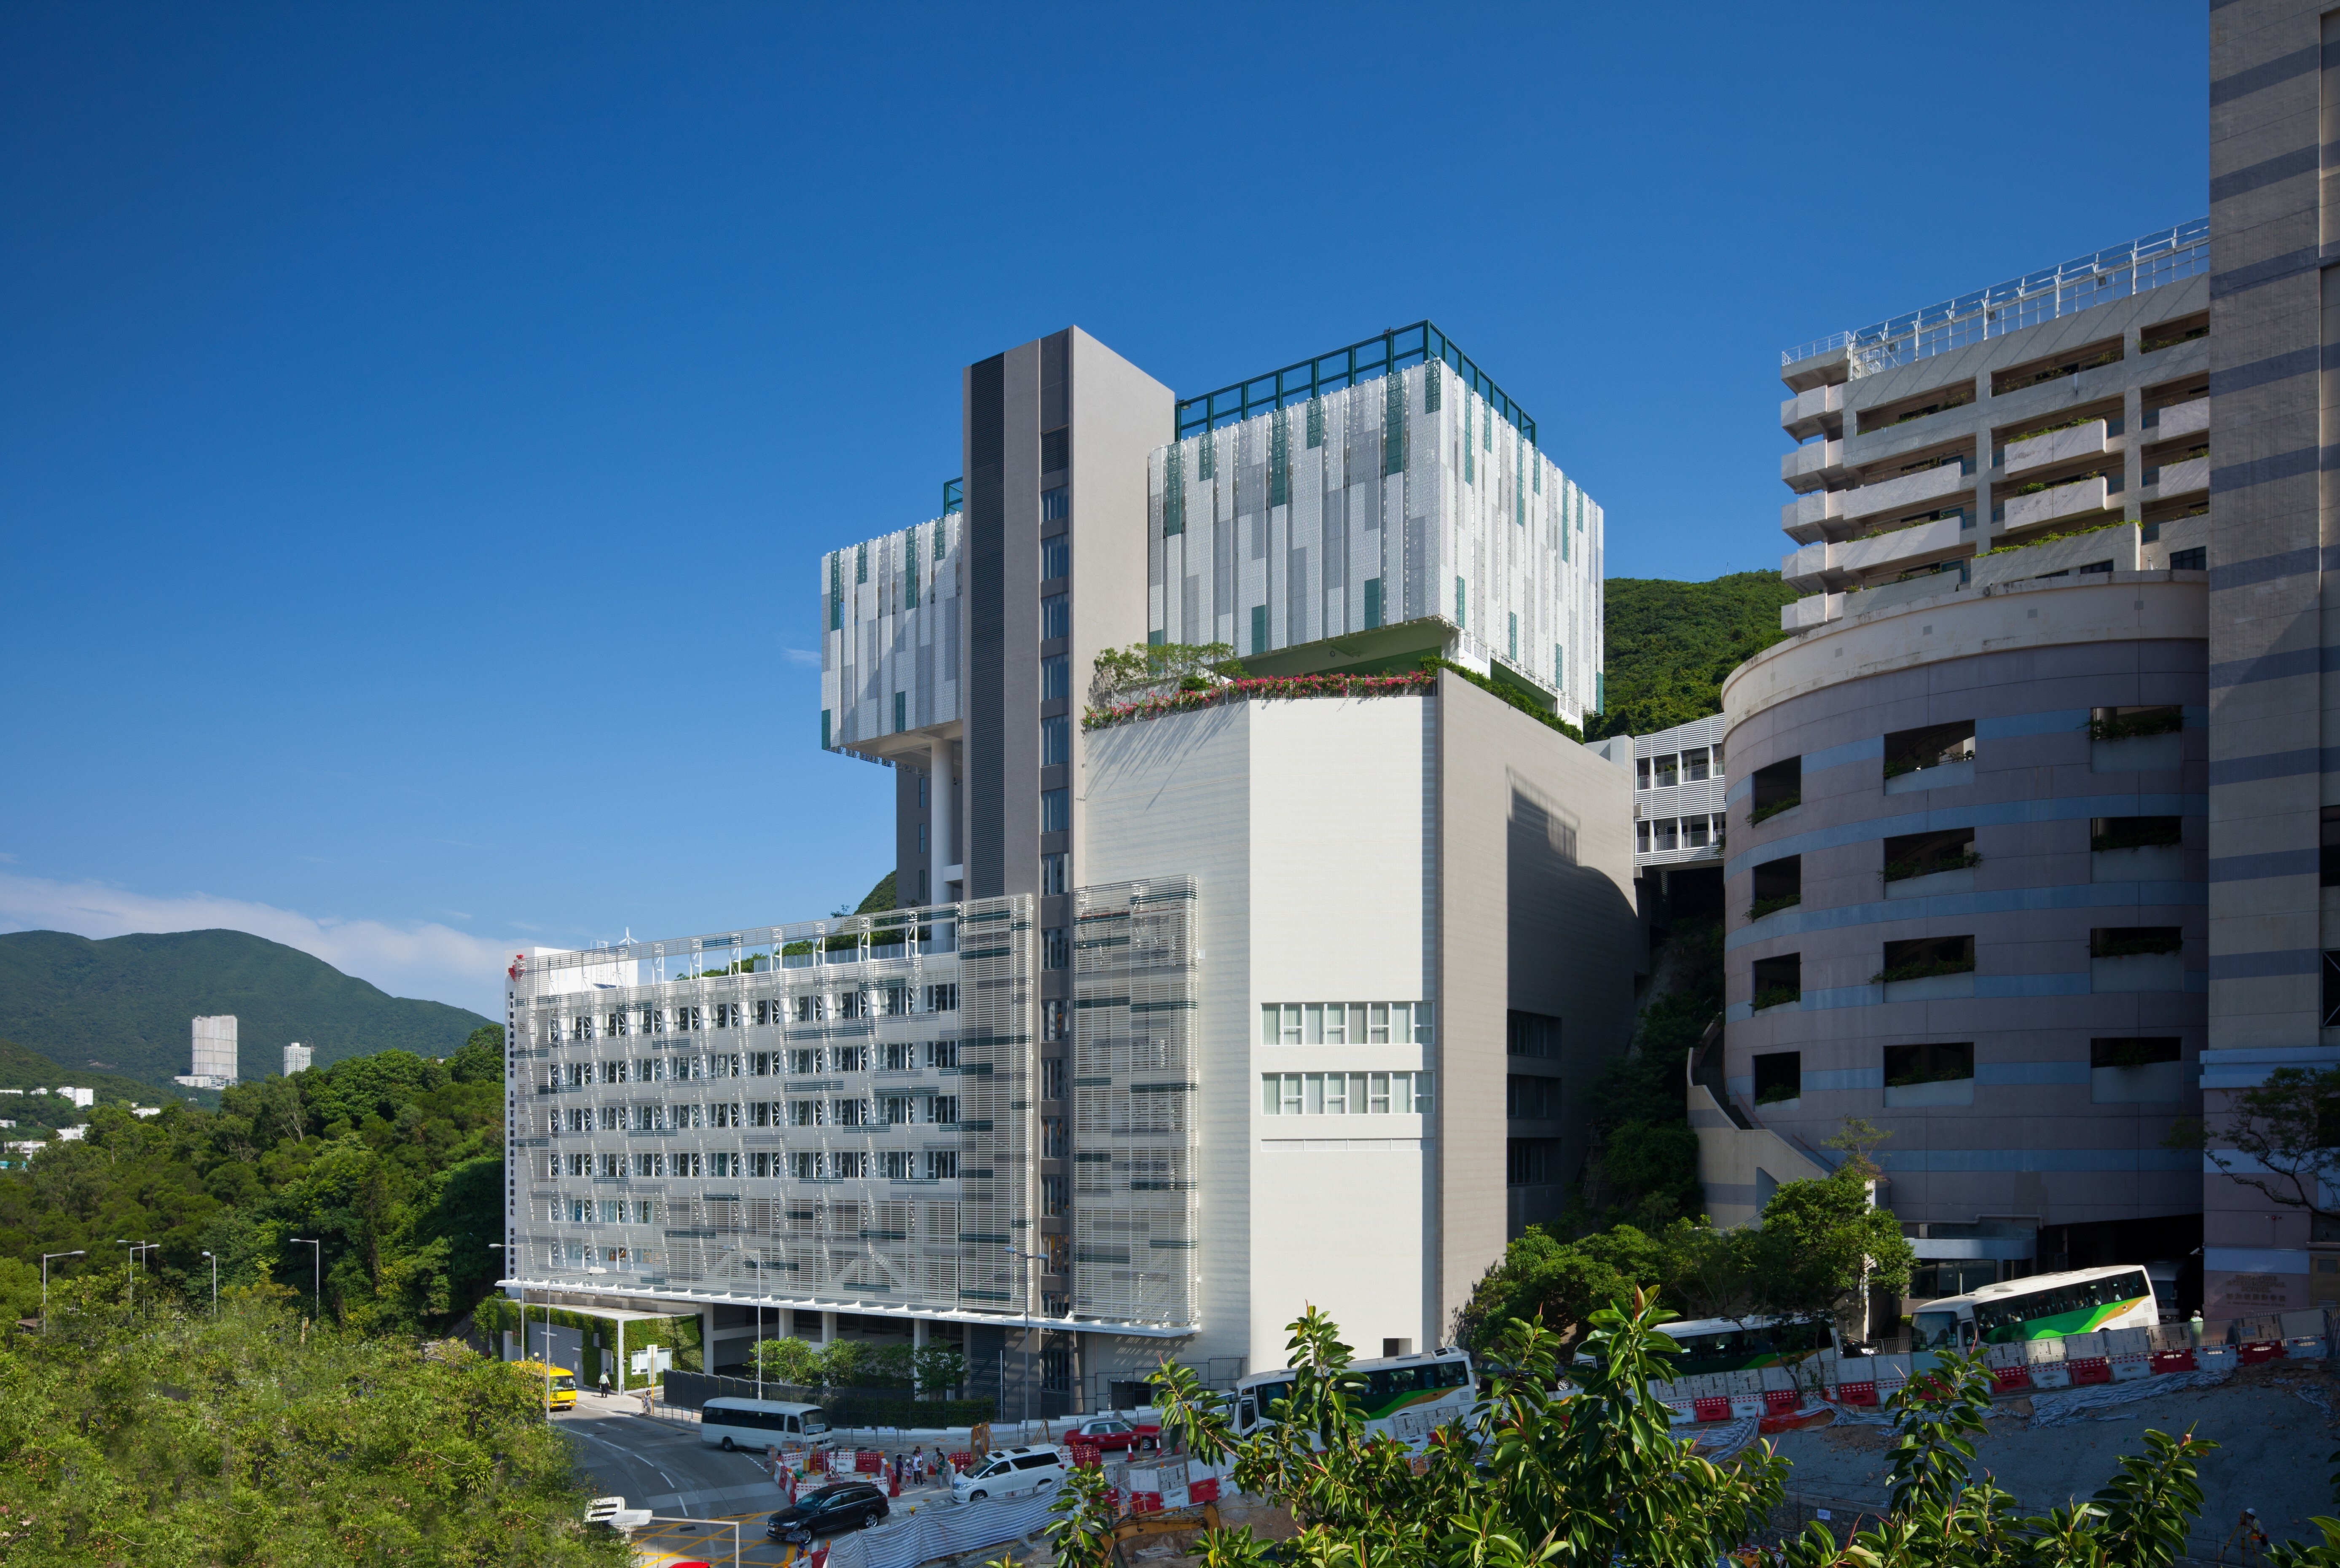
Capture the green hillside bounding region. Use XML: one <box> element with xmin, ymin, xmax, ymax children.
<box><xmin>0</xmin><ymin>930</ymin><xmax>494</xmax><ymax>1092</ymax></box>
<box><xmin>1591</xmin><ymin>570</ymin><xmax>1799</xmax><ymax>741</ymax></box>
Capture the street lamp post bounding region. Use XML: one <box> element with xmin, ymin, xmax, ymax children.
<box><xmin>1004</xmin><ymin>1246</ymin><xmax>1050</xmax><ymax>1431</ymax></box>
<box><xmin>115</xmin><ymin>1240</ymin><xmax>155</xmax><ymax>1311</ymax></box>
<box><xmin>40</xmin><ymin>1250</ymin><xmax>84</xmax><ymax>1333</ymax></box>
<box><xmin>290</xmin><ymin>1238</ymin><xmax>321</xmax><ymax>1320</ymax></box>
<box><xmin>201</xmin><ymin>1250</ymin><xmax>218</xmax><ymax>1315</ymax></box>
<box><xmin>490</xmin><ymin>1243</ymin><xmax>551</xmax><ymax>1418</ymax></box>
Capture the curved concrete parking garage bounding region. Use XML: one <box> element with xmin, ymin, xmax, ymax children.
<box><xmin>1707</xmin><ymin>570</ymin><xmax>2207</xmax><ymax>1287</ymax></box>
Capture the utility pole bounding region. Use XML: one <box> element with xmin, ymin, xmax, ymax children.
<box><xmin>201</xmin><ymin>1250</ymin><xmax>218</xmax><ymax>1315</ymax></box>
<box><xmin>290</xmin><ymin>1238</ymin><xmax>321</xmax><ymax>1321</ymax></box>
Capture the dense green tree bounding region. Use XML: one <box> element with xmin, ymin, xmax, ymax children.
<box><xmin>0</xmin><ymin>1030</ymin><xmax>505</xmax><ymax>1335</ymax></box>
<box><xmin>1023</xmin><ymin>1299</ymin><xmax>2225</xmax><ymax>1568</ymax></box>
<box><xmin>1587</xmin><ymin>571</ymin><xmax>1798</xmax><ymax>741</ymax></box>
<box><xmin>0</xmin><ymin>1288</ymin><xmax>620</xmax><ymax>1565</ymax></box>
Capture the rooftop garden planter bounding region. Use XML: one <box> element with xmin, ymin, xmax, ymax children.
<box><xmin>1083</xmin><ymin>670</ymin><xmax>1436</xmax><ymax>732</ymax></box>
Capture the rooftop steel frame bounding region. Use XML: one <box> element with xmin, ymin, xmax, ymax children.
<box><xmin>1177</xmin><ymin>320</ymin><xmax>1535</xmax><ymax>445</ymax></box>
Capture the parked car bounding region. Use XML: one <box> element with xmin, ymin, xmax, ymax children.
<box><xmin>1067</xmin><ymin>1416</ymin><xmax>1143</xmax><ymax>1451</ymax></box>
<box><xmin>951</xmin><ymin>1444</ymin><xmax>1068</xmax><ymax>1502</ymax></box>
<box><xmin>765</xmin><ymin>1482</ymin><xmax>888</xmax><ymax>1543</ymax></box>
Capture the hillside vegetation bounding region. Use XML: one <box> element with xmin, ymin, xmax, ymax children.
<box><xmin>0</xmin><ymin>1028</ymin><xmax>507</xmax><ymax>1334</ymax></box>
<box><xmin>1590</xmin><ymin>570</ymin><xmax>1798</xmax><ymax>740</ymax></box>
<box><xmin>0</xmin><ymin>929</ymin><xmax>493</xmax><ymax>1090</ymax></box>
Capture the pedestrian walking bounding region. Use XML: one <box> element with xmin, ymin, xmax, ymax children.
<box><xmin>912</xmin><ymin>1447</ymin><xmax>926</xmax><ymax>1487</ymax></box>
<box><xmin>598</xmin><ymin>1371</ymin><xmax>612</xmax><ymax>1399</ymax></box>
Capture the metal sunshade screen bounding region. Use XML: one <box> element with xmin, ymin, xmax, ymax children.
<box><xmin>510</xmin><ymin>897</ymin><xmax>1033</xmax><ymax>1322</ymax></box>
<box><xmin>819</xmin><ymin>511</ymin><xmax>963</xmax><ymax>753</ymax></box>
<box><xmin>1071</xmin><ymin>877</ymin><xmax>1199</xmax><ymax>1329</ymax></box>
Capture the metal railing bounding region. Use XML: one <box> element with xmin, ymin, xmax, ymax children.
<box><xmin>1176</xmin><ymin>320</ymin><xmax>1535</xmax><ymax>444</ymax></box>
<box><xmin>1783</xmin><ymin>218</ymin><xmax>2209</xmax><ymax>373</ymax></box>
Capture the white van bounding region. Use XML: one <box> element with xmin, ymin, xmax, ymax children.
<box><xmin>951</xmin><ymin>1444</ymin><xmax>1067</xmax><ymax>1502</ymax></box>
<box><xmin>699</xmin><ymin>1398</ymin><xmax>832</xmax><ymax>1451</ymax></box>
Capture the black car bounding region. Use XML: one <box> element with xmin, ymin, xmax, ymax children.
<box><xmin>766</xmin><ymin>1482</ymin><xmax>889</xmax><ymax>1542</ymax></box>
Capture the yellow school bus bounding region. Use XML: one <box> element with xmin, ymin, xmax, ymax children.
<box><xmin>511</xmin><ymin>1359</ymin><xmax>578</xmax><ymax>1411</ymax></box>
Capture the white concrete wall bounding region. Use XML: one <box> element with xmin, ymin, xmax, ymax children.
<box><xmin>1084</xmin><ymin>693</ymin><xmax>1437</xmax><ymax>1378</ymax></box>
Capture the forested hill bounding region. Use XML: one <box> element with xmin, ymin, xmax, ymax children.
<box><xmin>1590</xmin><ymin>571</ymin><xmax>1799</xmax><ymax>741</ymax></box>
<box><xmin>0</xmin><ymin>929</ymin><xmax>493</xmax><ymax>1091</ymax></box>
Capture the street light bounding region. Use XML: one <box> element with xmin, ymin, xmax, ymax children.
<box><xmin>201</xmin><ymin>1250</ymin><xmax>218</xmax><ymax>1315</ymax></box>
<box><xmin>115</xmin><ymin>1240</ymin><xmax>154</xmax><ymax>1311</ymax></box>
<box><xmin>290</xmin><ymin>1238</ymin><xmax>320</xmax><ymax>1320</ymax></box>
<box><xmin>40</xmin><ymin>1250</ymin><xmax>84</xmax><ymax>1333</ymax></box>
<box><xmin>490</xmin><ymin>1243</ymin><xmax>552</xmax><ymax>1418</ymax></box>
<box><xmin>1004</xmin><ymin>1246</ymin><xmax>1051</xmax><ymax>1431</ymax></box>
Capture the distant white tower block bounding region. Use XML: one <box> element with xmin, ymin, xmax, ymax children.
<box><xmin>57</xmin><ymin>1087</ymin><xmax>94</xmax><ymax>1109</ymax></box>
<box><xmin>283</xmin><ymin>1042</ymin><xmax>313</xmax><ymax>1077</ymax></box>
<box><xmin>174</xmin><ymin>1015</ymin><xmax>239</xmax><ymax>1089</ymax></box>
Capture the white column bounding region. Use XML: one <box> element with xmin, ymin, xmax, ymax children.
<box><xmin>929</xmin><ymin>739</ymin><xmax>954</xmax><ymax>894</ymax></box>
<box><xmin>912</xmin><ymin>1318</ymin><xmax>929</xmax><ymax>1350</ymax></box>
<box><xmin>820</xmin><ymin>1310</ymin><xmax>837</xmax><ymax>1347</ymax></box>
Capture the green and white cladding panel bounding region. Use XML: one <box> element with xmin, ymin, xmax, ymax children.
<box><xmin>820</xmin><ymin>512</ymin><xmax>963</xmax><ymax>754</ymax></box>
<box><xmin>1146</xmin><ymin>362</ymin><xmax>1603</xmax><ymax>725</ymax></box>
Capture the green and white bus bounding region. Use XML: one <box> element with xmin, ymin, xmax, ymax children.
<box><xmin>1568</xmin><ymin>1316</ymin><xmax>1838</xmax><ymax>1385</ymax></box>
<box><xmin>1910</xmin><ymin>1265</ymin><xmax>2158</xmax><ymax>1351</ymax></box>
<box><xmin>1233</xmin><ymin>1349</ymin><xmax>1474</xmax><ymax>1449</ymax></box>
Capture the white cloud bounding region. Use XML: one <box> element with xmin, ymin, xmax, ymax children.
<box><xmin>0</xmin><ymin>872</ymin><xmax>513</xmax><ymax>1018</ymax></box>
<box><xmin>780</xmin><ymin>647</ymin><xmax>821</xmax><ymax>668</ymax></box>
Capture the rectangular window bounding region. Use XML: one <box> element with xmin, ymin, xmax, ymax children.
<box><xmin>1041</xmin><ymin>1057</ymin><xmax>1066</xmax><ymax>1101</ymax></box>
<box><xmin>786</xmin><ymin>1099</ymin><xmax>820</xmax><ymax>1127</ymax></box>
<box><xmin>1505</xmin><ymin>1138</ymin><xmax>1552</xmax><ymax>1187</ymax></box>
<box><xmin>882</xmin><ymin>1040</ymin><xmax>916</xmax><ymax>1070</ymax></box>
<box><xmin>791</xmin><ymin>1152</ymin><xmax>822</xmax><ymax>1179</ymax></box>
<box><xmin>833</xmin><ymin>1043</ymin><xmax>868</xmax><ymax>1072</ymax></box>
<box><xmin>883</xmin><ymin>1149</ymin><xmax>915</xmax><ymax>1179</ymax></box>
<box><xmin>1040</xmin><ymin>850</ymin><xmax>1069</xmax><ymax>894</ymax></box>
<box><xmin>1508</xmin><ymin>611</ymin><xmax>1518</xmax><ymax>662</ymax></box>
<box><xmin>1884</xmin><ymin>1040</ymin><xmax>1975</xmax><ymax>1087</ymax></box>
<box><xmin>1506</xmin><ymin>1011</ymin><xmax>1559</xmax><ymax>1058</ymax></box>
<box><xmin>926</xmin><ymin>1040</ymin><xmax>961</xmax><ymax>1069</ymax></box>
<box><xmin>751</xmin><ymin>1151</ymin><xmax>775</xmax><ymax>1178</ymax></box>
<box><xmin>1041</xmin><ymin>486</ymin><xmax>1068</xmax><ymax>522</ymax></box>
<box><xmin>1041</xmin><ymin>1174</ymin><xmax>1067</xmax><ymax>1216</ymax></box>
<box><xmin>1041</xmin><ymin>655</ymin><xmax>1069</xmax><ymax>700</ymax></box>
<box><xmin>832</xmin><ymin>1098</ymin><xmax>867</xmax><ymax>1127</ymax></box>
<box><xmin>928</xmin><ymin>1094</ymin><xmax>959</xmax><ymax>1124</ymax></box>
<box><xmin>1455</xmin><ymin>576</ymin><xmax>1466</xmax><ymax>629</ymax></box>
<box><xmin>1041</xmin><ymin>715</ymin><xmax>1069</xmax><ymax>765</ymax></box>
<box><xmin>1040</xmin><ymin>537</ymin><xmax>1070</xmax><ymax>582</ymax></box>
<box><xmin>1041</xmin><ymin>997</ymin><xmax>1070</xmax><ymax>1041</ymax></box>
<box><xmin>1041</xmin><ymin>593</ymin><xmax>1069</xmax><ymax>641</ymax></box>
<box><xmin>925</xmin><ymin>983</ymin><xmax>958</xmax><ymax>1012</ymax></box>
<box><xmin>1251</xmin><ymin>604</ymin><xmax>1269</xmax><ymax>655</ymax></box>
<box><xmin>1042</xmin><ymin>1115</ymin><xmax>1068</xmax><ymax>1158</ymax></box>
<box><xmin>1363</xmin><ymin>577</ymin><xmax>1382</xmax><ymax>629</ymax></box>
<box><xmin>787</xmin><ymin>1047</ymin><xmax>819</xmax><ymax>1075</ymax></box>
<box><xmin>1040</xmin><ymin>789</ymin><xmax>1070</xmax><ymax>833</ymax></box>
<box><xmin>1042</xmin><ymin>926</ymin><xmax>1071</xmax><ymax>969</ymax></box>
<box><xmin>894</xmin><ymin>691</ymin><xmax>907</xmax><ymax>733</ymax></box>
<box><xmin>834</xmin><ymin>1152</ymin><xmax>867</xmax><ymax>1179</ymax></box>
<box><xmin>1040</xmin><ymin>427</ymin><xmax>1068</xmax><ymax>474</ymax></box>
<box><xmin>1263</xmin><ymin>1071</ymin><xmax>1431</xmax><ymax>1115</ymax></box>
<box><xmin>2171</xmin><ymin>546</ymin><xmax>2205</xmax><ymax>571</ymax></box>
<box><xmin>881</xmin><ymin>1094</ymin><xmax>912</xmax><ymax>1125</ymax></box>
<box><xmin>926</xmin><ymin>1149</ymin><xmax>959</xmax><ymax>1180</ymax></box>
<box><xmin>1505</xmin><ymin>1075</ymin><xmax>1555</xmax><ymax>1119</ymax></box>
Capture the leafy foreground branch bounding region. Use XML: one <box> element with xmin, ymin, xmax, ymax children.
<box><xmin>0</xmin><ymin>1288</ymin><xmax>621</xmax><ymax>1567</ymax></box>
<box><xmin>1006</xmin><ymin>1293</ymin><xmax>2313</xmax><ymax>1568</ymax></box>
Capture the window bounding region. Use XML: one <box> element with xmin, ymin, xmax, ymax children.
<box><xmin>1040</xmin><ymin>1344</ymin><xmax>1073</xmax><ymax>1393</ymax></box>
<box><xmin>925</xmin><ymin>983</ymin><xmax>958</xmax><ymax>1012</ymax></box>
<box><xmin>1884</xmin><ymin>1041</ymin><xmax>1974</xmax><ymax>1087</ymax></box>
<box><xmin>1042</xmin><ymin>926</ymin><xmax>1071</xmax><ymax>969</ymax></box>
<box><xmin>1041</xmin><ymin>716</ymin><xmax>1069</xmax><ymax>766</ymax></box>
<box><xmin>1505</xmin><ymin>1138</ymin><xmax>1552</xmax><ymax>1186</ymax></box>
<box><xmin>1041</xmin><ymin>656</ymin><xmax>1069</xmax><ymax>701</ymax></box>
<box><xmin>1506</xmin><ymin>1011</ymin><xmax>1559</xmax><ymax>1058</ymax></box>
<box><xmin>633</xmin><ymin>1152</ymin><xmax>664</xmax><ymax>1177</ymax></box>
<box><xmin>1750</xmin><ymin>856</ymin><xmax>1802</xmax><ymax>920</ymax></box>
<box><xmin>1040</xmin><ymin>427</ymin><xmax>1068</xmax><ymax>475</ymax></box>
<box><xmin>1042</xmin><ymin>1115</ymin><xmax>1068</xmax><ymax>1157</ymax></box>
<box><xmin>1041</xmin><ymin>593</ymin><xmax>1069</xmax><ymax>641</ymax></box>
<box><xmin>2171</xmin><ymin>546</ymin><xmax>2205</xmax><ymax>571</ymax></box>
<box><xmin>1041</xmin><ymin>997</ymin><xmax>1070</xmax><ymax>1041</ymax></box>
<box><xmin>788</xmin><ymin>1047</ymin><xmax>820</xmax><ymax>1075</ymax></box>
<box><xmin>883</xmin><ymin>1150</ymin><xmax>916</xmax><ymax>1179</ymax></box>
<box><xmin>882</xmin><ymin>1041</ymin><xmax>917</xmax><ymax>1071</ymax></box>
<box><xmin>1635</xmin><ymin>758</ymin><xmax>1651</xmax><ymax>790</ymax></box>
<box><xmin>926</xmin><ymin>1150</ymin><xmax>959</xmax><ymax>1180</ymax></box>
<box><xmin>709</xmin><ymin>1151</ymin><xmax>740</xmax><ymax>1178</ymax></box>
<box><xmin>1653</xmin><ymin>753</ymin><xmax>1679</xmax><ymax>789</ymax></box>
<box><xmin>1752</xmin><ymin>953</ymin><xmax>1801</xmax><ymax>1010</ymax></box>
<box><xmin>1040</xmin><ymin>537</ymin><xmax>1070</xmax><ymax>581</ymax></box>
<box><xmin>881</xmin><ymin>1095</ymin><xmax>912</xmax><ymax>1125</ymax></box>
<box><xmin>1508</xmin><ymin>611</ymin><xmax>1518</xmax><ymax>662</ymax></box>
<box><xmin>1683</xmin><ymin>748</ymin><xmax>1711</xmax><ymax>783</ymax></box>
<box><xmin>1878</xmin><ymin>934</ymin><xmax>1975</xmax><ymax>983</ymax></box>
<box><xmin>2096</xmin><ymin>816</ymin><xmax>2182</xmax><ymax>852</ymax></box>
<box><xmin>1505</xmin><ymin>1075</ymin><xmax>1554</xmax><ymax>1119</ymax></box>
<box><xmin>1040</xmin><ymin>850</ymin><xmax>1069</xmax><ymax>894</ymax></box>
<box><xmin>1260</xmin><ymin>1071</ymin><xmax>1432</xmax><ymax>1115</ymax></box>
<box><xmin>928</xmin><ymin>1095</ymin><xmax>959</xmax><ymax>1124</ymax></box>
<box><xmin>787</xmin><ymin>1099</ymin><xmax>821</xmax><ymax>1127</ymax></box>
<box><xmin>1752</xmin><ymin>1050</ymin><xmax>1801</xmax><ymax>1105</ymax></box>
<box><xmin>1264</xmin><ymin>1001</ymin><xmax>1433</xmax><ymax>1045</ymax></box>
<box><xmin>926</xmin><ymin>1040</ymin><xmax>961</xmax><ymax>1068</ymax></box>
<box><xmin>1041</xmin><ymin>1174</ymin><xmax>1067</xmax><ymax>1216</ymax></box>
<box><xmin>2091</xmin><ymin>926</ymin><xmax>2181</xmax><ymax>959</ymax></box>
<box><xmin>1883</xmin><ymin>720</ymin><xmax>1975</xmax><ymax>781</ymax></box>
<box><xmin>1363</xmin><ymin>577</ymin><xmax>1383</xmax><ymax>629</ymax></box>
<box><xmin>1881</xmin><ymin>828</ymin><xmax>1978</xmax><ymax>884</ymax></box>
<box><xmin>1750</xmin><ymin>757</ymin><xmax>1801</xmax><ymax>823</ymax></box>
<box><xmin>1251</xmin><ymin>604</ymin><xmax>1269</xmax><ymax>655</ymax></box>
<box><xmin>833</xmin><ymin>1152</ymin><xmax>868</xmax><ymax>1179</ymax></box>
<box><xmin>1041</xmin><ymin>486</ymin><xmax>1068</xmax><ymax>522</ymax></box>
<box><xmin>1454</xmin><ymin>576</ymin><xmax>1466</xmax><ymax>628</ymax></box>
<box><xmin>1041</xmin><ymin>1058</ymin><xmax>1066</xmax><ymax>1101</ymax></box>
<box><xmin>752</xmin><ymin>1099</ymin><xmax>773</xmax><ymax>1126</ymax></box>
<box><xmin>791</xmin><ymin>1152</ymin><xmax>822</xmax><ymax>1179</ymax></box>
<box><xmin>2091</xmin><ymin>1037</ymin><xmax>2181</xmax><ymax>1069</ymax></box>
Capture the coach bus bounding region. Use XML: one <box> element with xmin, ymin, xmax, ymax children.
<box><xmin>1909</xmin><ymin>1265</ymin><xmax>2158</xmax><ymax>1351</ymax></box>
<box><xmin>1233</xmin><ymin>1348</ymin><xmax>1474</xmax><ymax>1449</ymax></box>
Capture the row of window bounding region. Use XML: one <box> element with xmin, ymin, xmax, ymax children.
<box><xmin>1638</xmin><ymin>816</ymin><xmax>1723</xmax><ymax>854</ymax></box>
<box><xmin>558</xmin><ymin>1094</ymin><xmax>961</xmax><ymax>1132</ymax></box>
<box><xmin>547</xmin><ymin>986</ymin><xmax>960</xmax><ymax>1041</ymax></box>
<box><xmin>1747</xmin><ymin>929</ymin><xmax>2182</xmax><ymax>1003</ymax></box>
<box><xmin>553</xmin><ymin>1041</ymin><xmax>965</xmax><ymax>1086</ymax></box>
<box><xmin>1636</xmin><ymin>746</ymin><xmax>1718</xmax><ymax>790</ymax></box>
<box><xmin>561</xmin><ymin>1148</ymin><xmax>963</xmax><ymax>1206</ymax></box>
<box><xmin>1259</xmin><ymin>1070</ymin><xmax>1434</xmax><ymax>1116</ymax></box>
<box><xmin>1750</xmin><ymin>1039</ymin><xmax>2182</xmax><ymax>1104</ymax></box>
<box><xmin>1260</xmin><ymin>1002</ymin><xmax>1434</xmax><ymax>1045</ymax></box>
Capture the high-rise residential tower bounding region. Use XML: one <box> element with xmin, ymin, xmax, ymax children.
<box><xmin>176</xmin><ymin>1015</ymin><xmax>238</xmax><ymax>1090</ymax></box>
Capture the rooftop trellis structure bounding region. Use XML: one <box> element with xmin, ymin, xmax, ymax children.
<box><xmin>1176</xmin><ymin>320</ymin><xmax>1535</xmax><ymax>445</ymax></box>
<box><xmin>1782</xmin><ymin>217</ymin><xmax>2209</xmax><ymax>376</ymax></box>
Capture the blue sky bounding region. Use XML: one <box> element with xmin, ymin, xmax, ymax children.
<box><xmin>0</xmin><ymin>3</ymin><xmax>2210</xmax><ymax>1018</ymax></box>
